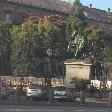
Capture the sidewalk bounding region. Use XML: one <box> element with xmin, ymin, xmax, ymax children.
<box><xmin>0</xmin><ymin>100</ymin><xmax>111</xmax><ymax>108</ymax></box>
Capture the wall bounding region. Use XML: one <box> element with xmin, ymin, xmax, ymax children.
<box><xmin>0</xmin><ymin>1</ymin><xmax>67</xmax><ymax>24</ymax></box>
<box><xmin>64</xmin><ymin>62</ymin><xmax>92</xmax><ymax>85</ymax></box>
<box><xmin>0</xmin><ymin>76</ymin><xmax>63</xmax><ymax>87</ymax></box>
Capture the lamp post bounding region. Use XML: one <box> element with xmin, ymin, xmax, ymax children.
<box><xmin>46</xmin><ymin>48</ymin><xmax>52</xmax><ymax>87</ymax></box>
<box><xmin>46</xmin><ymin>48</ymin><xmax>54</xmax><ymax>104</ymax></box>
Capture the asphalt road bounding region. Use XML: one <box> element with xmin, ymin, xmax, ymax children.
<box><xmin>0</xmin><ymin>95</ymin><xmax>111</xmax><ymax>112</ymax></box>
<box><xmin>0</xmin><ymin>105</ymin><xmax>112</xmax><ymax>112</ymax></box>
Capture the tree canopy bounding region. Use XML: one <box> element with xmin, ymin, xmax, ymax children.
<box><xmin>0</xmin><ymin>22</ymin><xmax>12</xmax><ymax>75</ymax></box>
<box><xmin>66</xmin><ymin>2</ymin><xmax>112</xmax><ymax>82</ymax></box>
<box><xmin>66</xmin><ymin>2</ymin><xmax>87</xmax><ymax>59</ymax></box>
<box><xmin>84</xmin><ymin>27</ymin><xmax>112</xmax><ymax>80</ymax></box>
<box><xmin>0</xmin><ymin>2</ymin><xmax>112</xmax><ymax>84</ymax></box>
<box><xmin>11</xmin><ymin>16</ymin><xmax>66</xmax><ymax>77</ymax></box>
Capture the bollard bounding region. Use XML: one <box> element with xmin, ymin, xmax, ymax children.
<box><xmin>48</xmin><ymin>88</ymin><xmax>54</xmax><ymax>105</ymax></box>
<box><xmin>80</xmin><ymin>91</ymin><xmax>85</xmax><ymax>105</ymax></box>
<box><xmin>15</xmin><ymin>86</ymin><xmax>20</xmax><ymax>104</ymax></box>
<box><xmin>108</xmin><ymin>91</ymin><xmax>112</xmax><ymax>106</ymax></box>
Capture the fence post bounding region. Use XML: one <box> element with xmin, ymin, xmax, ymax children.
<box><xmin>108</xmin><ymin>91</ymin><xmax>112</xmax><ymax>106</ymax></box>
<box><xmin>80</xmin><ymin>91</ymin><xmax>85</xmax><ymax>105</ymax></box>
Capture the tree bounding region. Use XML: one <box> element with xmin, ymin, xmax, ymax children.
<box><xmin>0</xmin><ymin>22</ymin><xmax>12</xmax><ymax>76</ymax></box>
<box><xmin>84</xmin><ymin>27</ymin><xmax>112</xmax><ymax>88</ymax></box>
<box><xmin>11</xmin><ymin>16</ymin><xmax>66</xmax><ymax>78</ymax></box>
<box><xmin>38</xmin><ymin>16</ymin><xmax>67</xmax><ymax>60</ymax></box>
<box><xmin>11</xmin><ymin>17</ymin><xmax>42</xmax><ymax>77</ymax></box>
<box><xmin>38</xmin><ymin>16</ymin><xmax>67</xmax><ymax>81</ymax></box>
<box><xmin>66</xmin><ymin>1</ymin><xmax>87</xmax><ymax>59</ymax></box>
<box><xmin>66</xmin><ymin>0</ymin><xmax>112</xmax><ymax>88</ymax></box>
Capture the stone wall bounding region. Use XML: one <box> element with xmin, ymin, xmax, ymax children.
<box><xmin>0</xmin><ymin>1</ymin><xmax>67</xmax><ymax>24</ymax></box>
<box><xmin>0</xmin><ymin>76</ymin><xmax>63</xmax><ymax>87</ymax></box>
<box><xmin>64</xmin><ymin>62</ymin><xmax>92</xmax><ymax>85</ymax></box>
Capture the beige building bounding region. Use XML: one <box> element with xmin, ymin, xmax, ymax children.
<box><xmin>64</xmin><ymin>61</ymin><xmax>92</xmax><ymax>85</ymax></box>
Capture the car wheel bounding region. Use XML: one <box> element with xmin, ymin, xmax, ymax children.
<box><xmin>33</xmin><ymin>98</ymin><xmax>38</xmax><ymax>101</ymax></box>
<box><xmin>26</xmin><ymin>96</ymin><xmax>30</xmax><ymax>100</ymax></box>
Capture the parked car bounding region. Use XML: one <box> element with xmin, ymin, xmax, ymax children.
<box><xmin>0</xmin><ymin>81</ymin><xmax>11</xmax><ymax>100</ymax></box>
<box><xmin>53</xmin><ymin>86</ymin><xmax>73</xmax><ymax>102</ymax></box>
<box><xmin>26</xmin><ymin>84</ymin><xmax>48</xmax><ymax>100</ymax></box>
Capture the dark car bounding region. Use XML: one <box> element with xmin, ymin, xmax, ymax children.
<box><xmin>53</xmin><ymin>87</ymin><xmax>73</xmax><ymax>102</ymax></box>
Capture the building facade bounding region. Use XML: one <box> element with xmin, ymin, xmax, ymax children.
<box><xmin>0</xmin><ymin>0</ymin><xmax>112</xmax><ymax>30</ymax></box>
<box><xmin>0</xmin><ymin>0</ymin><xmax>70</xmax><ymax>24</ymax></box>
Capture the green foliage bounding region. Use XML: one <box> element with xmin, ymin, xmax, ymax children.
<box><xmin>70</xmin><ymin>77</ymin><xmax>90</xmax><ymax>91</ymax></box>
<box><xmin>11</xmin><ymin>17</ymin><xmax>66</xmax><ymax>77</ymax></box>
<box><xmin>84</xmin><ymin>27</ymin><xmax>112</xmax><ymax>80</ymax></box>
<box><xmin>66</xmin><ymin>2</ymin><xmax>112</xmax><ymax>82</ymax></box>
<box><xmin>66</xmin><ymin>2</ymin><xmax>112</xmax><ymax>81</ymax></box>
<box><xmin>38</xmin><ymin>18</ymin><xmax>67</xmax><ymax>59</ymax></box>
<box><xmin>66</xmin><ymin>3</ymin><xmax>87</xmax><ymax>59</ymax></box>
<box><xmin>11</xmin><ymin>18</ymin><xmax>42</xmax><ymax>76</ymax></box>
<box><xmin>0</xmin><ymin>22</ymin><xmax>12</xmax><ymax>75</ymax></box>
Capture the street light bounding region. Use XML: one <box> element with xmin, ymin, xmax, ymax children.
<box><xmin>46</xmin><ymin>48</ymin><xmax>52</xmax><ymax>87</ymax></box>
<box><xmin>46</xmin><ymin>48</ymin><xmax>54</xmax><ymax>104</ymax></box>
<box><xmin>47</xmin><ymin>48</ymin><xmax>52</xmax><ymax>57</ymax></box>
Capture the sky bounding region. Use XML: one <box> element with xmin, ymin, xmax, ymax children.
<box><xmin>67</xmin><ymin>0</ymin><xmax>112</xmax><ymax>11</ymax></box>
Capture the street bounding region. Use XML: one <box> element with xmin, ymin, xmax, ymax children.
<box><xmin>0</xmin><ymin>105</ymin><xmax>112</xmax><ymax>112</ymax></box>
<box><xmin>0</xmin><ymin>95</ymin><xmax>111</xmax><ymax>112</ymax></box>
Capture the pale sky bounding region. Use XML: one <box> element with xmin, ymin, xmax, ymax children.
<box><xmin>64</xmin><ymin>0</ymin><xmax>112</xmax><ymax>11</ymax></box>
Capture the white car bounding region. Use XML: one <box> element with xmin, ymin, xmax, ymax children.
<box><xmin>26</xmin><ymin>84</ymin><xmax>48</xmax><ymax>100</ymax></box>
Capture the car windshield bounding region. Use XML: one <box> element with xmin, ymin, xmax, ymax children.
<box><xmin>53</xmin><ymin>87</ymin><xmax>66</xmax><ymax>91</ymax></box>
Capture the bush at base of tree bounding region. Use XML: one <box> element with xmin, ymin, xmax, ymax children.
<box><xmin>70</xmin><ymin>77</ymin><xmax>90</xmax><ymax>91</ymax></box>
